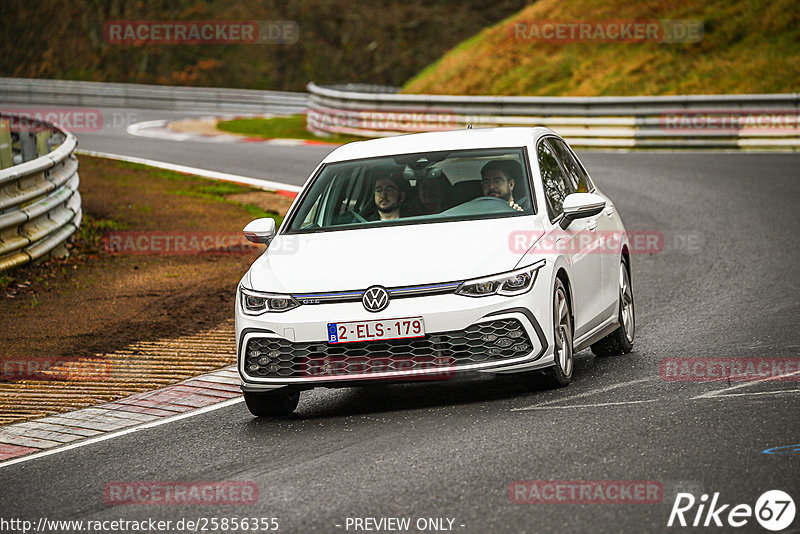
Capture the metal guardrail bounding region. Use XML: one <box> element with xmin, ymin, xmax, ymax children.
<box><xmin>306</xmin><ymin>82</ymin><xmax>800</xmax><ymax>149</ymax></box>
<box><xmin>0</xmin><ymin>78</ymin><xmax>308</xmax><ymax>114</ymax></box>
<box><xmin>0</xmin><ymin>114</ymin><xmax>81</xmax><ymax>272</ymax></box>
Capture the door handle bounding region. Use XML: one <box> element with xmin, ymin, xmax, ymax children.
<box><xmin>604</xmin><ymin>207</ymin><xmax>615</xmax><ymax>217</ymax></box>
<box><xmin>587</xmin><ymin>220</ymin><xmax>598</xmax><ymax>231</ymax></box>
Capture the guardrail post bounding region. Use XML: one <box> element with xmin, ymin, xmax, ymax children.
<box><xmin>19</xmin><ymin>131</ymin><xmax>37</xmax><ymax>162</ymax></box>
<box><xmin>0</xmin><ymin>119</ymin><xmax>11</xmax><ymax>169</ymax></box>
<box><xmin>36</xmin><ymin>131</ymin><xmax>51</xmax><ymax>156</ymax></box>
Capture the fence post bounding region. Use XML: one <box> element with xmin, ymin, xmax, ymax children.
<box><xmin>19</xmin><ymin>131</ymin><xmax>37</xmax><ymax>162</ymax></box>
<box><xmin>0</xmin><ymin>119</ymin><xmax>11</xmax><ymax>169</ymax></box>
<box><xmin>36</xmin><ymin>131</ymin><xmax>51</xmax><ymax>156</ymax></box>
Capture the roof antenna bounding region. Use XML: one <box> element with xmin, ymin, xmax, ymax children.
<box><xmin>467</xmin><ymin>123</ymin><xmax>472</xmax><ymax>129</ymax></box>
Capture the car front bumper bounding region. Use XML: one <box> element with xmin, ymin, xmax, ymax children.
<box><xmin>236</xmin><ymin>281</ymin><xmax>556</xmax><ymax>392</ymax></box>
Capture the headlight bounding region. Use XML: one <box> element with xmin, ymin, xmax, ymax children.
<box><xmin>240</xmin><ymin>287</ymin><xmax>300</xmax><ymax>315</ymax></box>
<box><xmin>456</xmin><ymin>260</ymin><xmax>545</xmax><ymax>297</ymax></box>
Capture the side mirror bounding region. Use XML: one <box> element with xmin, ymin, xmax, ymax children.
<box><xmin>243</xmin><ymin>218</ymin><xmax>276</xmax><ymax>244</ymax></box>
<box><xmin>560</xmin><ymin>192</ymin><xmax>606</xmax><ymax>229</ymax></box>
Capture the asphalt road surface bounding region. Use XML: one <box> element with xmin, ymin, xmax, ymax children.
<box><xmin>70</xmin><ymin>106</ymin><xmax>336</xmax><ymax>185</ymax></box>
<box><xmin>1</xmin><ymin>106</ymin><xmax>799</xmax><ymax>534</ymax></box>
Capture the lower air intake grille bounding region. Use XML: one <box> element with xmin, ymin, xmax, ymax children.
<box><xmin>244</xmin><ymin>318</ymin><xmax>532</xmax><ymax>379</ymax></box>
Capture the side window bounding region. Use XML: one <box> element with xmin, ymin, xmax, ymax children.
<box><xmin>297</xmin><ymin>177</ymin><xmax>334</xmax><ymax>229</ymax></box>
<box><xmin>297</xmin><ymin>170</ymin><xmax>362</xmax><ymax>228</ymax></box>
<box><xmin>548</xmin><ymin>138</ymin><xmax>591</xmax><ymax>193</ymax></box>
<box><xmin>537</xmin><ymin>139</ymin><xmax>572</xmax><ymax>220</ymax></box>
<box><xmin>336</xmin><ymin>167</ymin><xmax>366</xmax><ymax>216</ymax></box>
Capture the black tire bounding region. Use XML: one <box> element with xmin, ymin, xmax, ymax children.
<box><xmin>243</xmin><ymin>389</ymin><xmax>300</xmax><ymax>417</ymax></box>
<box><xmin>591</xmin><ymin>259</ymin><xmax>635</xmax><ymax>357</ymax></box>
<box><xmin>524</xmin><ymin>278</ymin><xmax>573</xmax><ymax>390</ymax></box>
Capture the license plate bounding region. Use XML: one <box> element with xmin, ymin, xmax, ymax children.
<box><xmin>327</xmin><ymin>317</ymin><xmax>425</xmax><ymax>344</ymax></box>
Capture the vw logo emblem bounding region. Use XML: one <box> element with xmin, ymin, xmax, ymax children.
<box><xmin>362</xmin><ymin>286</ymin><xmax>389</xmax><ymax>313</ymax></box>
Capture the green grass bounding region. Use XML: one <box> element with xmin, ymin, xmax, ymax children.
<box><xmin>109</xmin><ymin>160</ymin><xmax>283</xmax><ymax>227</ymax></box>
<box><xmin>403</xmin><ymin>0</ymin><xmax>800</xmax><ymax>96</ymax></box>
<box><xmin>114</xmin><ymin>162</ymin><xmax>253</xmax><ymax>190</ymax></box>
<box><xmin>171</xmin><ymin>182</ymin><xmax>252</xmax><ymax>200</ymax></box>
<box><xmin>77</xmin><ymin>214</ymin><xmax>128</xmax><ymax>249</ymax></box>
<box><xmin>242</xmin><ymin>203</ymin><xmax>282</xmax><ymax>226</ymax></box>
<box><xmin>216</xmin><ymin>115</ymin><xmax>363</xmax><ymax>144</ymax></box>
<box><xmin>171</xmin><ymin>189</ymin><xmax>284</xmax><ymax>228</ymax></box>
<box><xmin>181</xmin><ymin>182</ymin><xmax>251</xmax><ymax>196</ymax></box>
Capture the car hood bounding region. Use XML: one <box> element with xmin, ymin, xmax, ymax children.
<box><xmin>247</xmin><ymin>217</ymin><xmax>544</xmax><ymax>293</ymax></box>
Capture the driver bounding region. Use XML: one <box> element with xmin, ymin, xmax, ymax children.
<box><xmin>480</xmin><ymin>160</ymin><xmax>525</xmax><ymax>211</ymax></box>
<box><xmin>372</xmin><ymin>171</ymin><xmax>406</xmax><ymax>220</ymax></box>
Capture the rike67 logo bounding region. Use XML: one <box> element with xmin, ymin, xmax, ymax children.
<box><xmin>668</xmin><ymin>490</ymin><xmax>795</xmax><ymax>531</ymax></box>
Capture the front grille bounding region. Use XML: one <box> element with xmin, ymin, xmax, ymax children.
<box><xmin>243</xmin><ymin>318</ymin><xmax>533</xmax><ymax>379</ymax></box>
<box><xmin>291</xmin><ymin>281</ymin><xmax>460</xmax><ymax>305</ymax></box>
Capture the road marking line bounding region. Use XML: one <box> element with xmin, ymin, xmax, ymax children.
<box><xmin>126</xmin><ymin>119</ymin><xmax>168</xmax><ymax>134</ymax></box>
<box><xmin>512</xmin><ymin>376</ymin><xmax>654</xmax><ymax>411</ymax></box>
<box><xmin>75</xmin><ymin>149</ymin><xmax>301</xmax><ymax>194</ymax></box>
<box><xmin>521</xmin><ymin>399</ymin><xmax>658</xmax><ymax>410</ymax></box>
<box><xmin>0</xmin><ymin>397</ymin><xmax>243</xmax><ymax>470</ymax></box>
<box><xmin>692</xmin><ymin>369</ymin><xmax>800</xmax><ymax>399</ymax></box>
<box><xmin>695</xmin><ymin>388</ymin><xmax>800</xmax><ymax>399</ymax></box>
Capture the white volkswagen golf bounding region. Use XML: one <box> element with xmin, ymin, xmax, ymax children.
<box><xmin>236</xmin><ymin>127</ymin><xmax>634</xmax><ymax>416</ymax></box>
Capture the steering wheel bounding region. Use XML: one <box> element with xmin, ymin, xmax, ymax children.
<box><xmin>467</xmin><ymin>196</ymin><xmax>517</xmax><ymax>210</ymax></box>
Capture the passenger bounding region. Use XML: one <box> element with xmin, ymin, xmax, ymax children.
<box><xmin>417</xmin><ymin>173</ymin><xmax>451</xmax><ymax>215</ymax></box>
<box><xmin>480</xmin><ymin>160</ymin><xmax>526</xmax><ymax>211</ymax></box>
<box><xmin>372</xmin><ymin>172</ymin><xmax>406</xmax><ymax>220</ymax></box>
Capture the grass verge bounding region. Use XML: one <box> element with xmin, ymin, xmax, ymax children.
<box><xmin>216</xmin><ymin>115</ymin><xmax>364</xmax><ymax>145</ymax></box>
<box><xmin>403</xmin><ymin>0</ymin><xmax>800</xmax><ymax>96</ymax></box>
<box><xmin>0</xmin><ymin>156</ymin><xmax>294</xmax><ymax>426</ymax></box>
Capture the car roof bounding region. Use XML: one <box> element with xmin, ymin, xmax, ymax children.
<box><xmin>321</xmin><ymin>127</ymin><xmax>557</xmax><ymax>163</ymax></box>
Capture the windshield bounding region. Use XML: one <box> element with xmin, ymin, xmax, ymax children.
<box><xmin>286</xmin><ymin>147</ymin><xmax>534</xmax><ymax>233</ymax></box>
